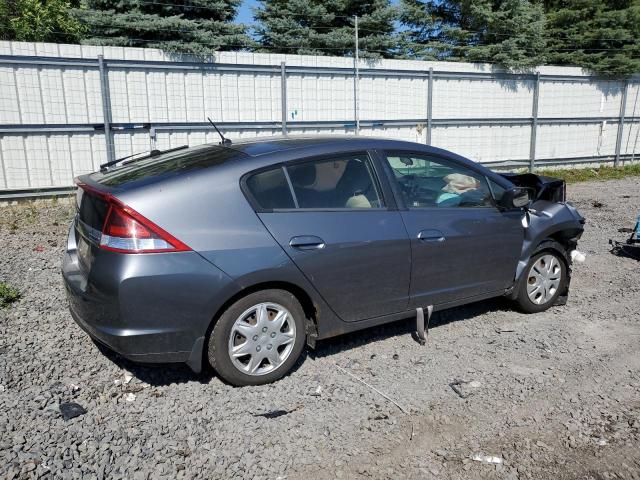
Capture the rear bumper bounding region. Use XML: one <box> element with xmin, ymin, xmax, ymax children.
<box><xmin>62</xmin><ymin>226</ymin><xmax>238</xmax><ymax>372</ymax></box>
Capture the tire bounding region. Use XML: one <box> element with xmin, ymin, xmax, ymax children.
<box><xmin>515</xmin><ymin>249</ymin><xmax>568</xmax><ymax>313</ymax></box>
<box><xmin>208</xmin><ymin>289</ymin><xmax>306</xmax><ymax>386</ymax></box>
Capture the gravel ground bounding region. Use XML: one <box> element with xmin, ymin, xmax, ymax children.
<box><xmin>1</xmin><ymin>177</ymin><xmax>639</xmax><ymax>480</ymax></box>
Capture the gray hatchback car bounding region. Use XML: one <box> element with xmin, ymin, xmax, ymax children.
<box><xmin>63</xmin><ymin>136</ymin><xmax>584</xmax><ymax>386</ymax></box>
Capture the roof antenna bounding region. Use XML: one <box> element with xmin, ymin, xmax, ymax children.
<box><xmin>207</xmin><ymin>117</ymin><xmax>232</xmax><ymax>146</ymax></box>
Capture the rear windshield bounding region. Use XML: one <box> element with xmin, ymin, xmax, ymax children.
<box><xmin>90</xmin><ymin>145</ymin><xmax>244</xmax><ymax>189</ymax></box>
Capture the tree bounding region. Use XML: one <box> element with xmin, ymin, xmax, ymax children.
<box><xmin>400</xmin><ymin>0</ymin><xmax>548</xmax><ymax>71</ymax></box>
<box><xmin>544</xmin><ymin>0</ymin><xmax>640</xmax><ymax>77</ymax></box>
<box><xmin>253</xmin><ymin>0</ymin><xmax>398</xmax><ymax>58</ymax></box>
<box><xmin>73</xmin><ymin>0</ymin><xmax>252</xmax><ymax>56</ymax></box>
<box><xmin>0</xmin><ymin>0</ymin><xmax>85</xmax><ymax>42</ymax></box>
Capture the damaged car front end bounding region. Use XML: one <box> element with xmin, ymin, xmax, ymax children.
<box><xmin>501</xmin><ymin>172</ymin><xmax>585</xmax><ymax>306</ymax></box>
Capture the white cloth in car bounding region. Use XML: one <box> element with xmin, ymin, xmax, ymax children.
<box><xmin>345</xmin><ymin>194</ymin><xmax>372</xmax><ymax>208</ymax></box>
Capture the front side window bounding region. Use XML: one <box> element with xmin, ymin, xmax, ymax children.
<box><xmin>384</xmin><ymin>153</ymin><xmax>493</xmax><ymax>209</ymax></box>
<box><xmin>286</xmin><ymin>154</ymin><xmax>383</xmax><ymax>209</ymax></box>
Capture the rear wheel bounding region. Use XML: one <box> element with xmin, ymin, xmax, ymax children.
<box><xmin>515</xmin><ymin>250</ymin><xmax>567</xmax><ymax>313</ymax></box>
<box><xmin>208</xmin><ymin>289</ymin><xmax>306</xmax><ymax>386</ymax></box>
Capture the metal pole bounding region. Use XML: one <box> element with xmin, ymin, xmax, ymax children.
<box><xmin>614</xmin><ymin>81</ymin><xmax>628</xmax><ymax>167</ymax></box>
<box><xmin>98</xmin><ymin>55</ymin><xmax>115</xmax><ymax>164</ymax></box>
<box><xmin>280</xmin><ymin>61</ymin><xmax>287</xmax><ymax>135</ymax></box>
<box><xmin>529</xmin><ymin>73</ymin><xmax>540</xmax><ymax>172</ymax></box>
<box><xmin>426</xmin><ymin>67</ymin><xmax>433</xmax><ymax>145</ymax></box>
<box><xmin>353</xmin><ymin>15</ymin><xmax>360</xmax><ymax>134</ymax></box>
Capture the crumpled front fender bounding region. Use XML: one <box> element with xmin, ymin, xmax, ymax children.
<box><xmin>513</xmin><ymin>201</ymin><xmax>585</xmax><ymax>283</ymax></box>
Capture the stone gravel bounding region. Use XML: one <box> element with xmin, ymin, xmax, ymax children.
<box><xmin>1</xmin><ymin>177</ymin><xmax>639</xmax><ymax>479</ymax></box>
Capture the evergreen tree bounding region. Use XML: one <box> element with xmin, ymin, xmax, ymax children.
<box><xmin>400</xmin><ymin>0</ymin><xmax>547</xmax><ymax>70</ymax></box>
<box><xmin>544</xmin><ymin>0</ymin><xmax>640</xmax><ymax>77</ymax></box>
<box><xmin>74</xmin><ymin>0</ymin><xmax>252</xmax><ymax>55</ymax></box>
<box><xmin>253</xmin><ymin>0</ymin><xmax>398</xmax><ymax>58</ymax></box>
<box><xmin>0</xmin><ymin>0</ymin><xmax>85</xmax><ymax>42</ymax></box>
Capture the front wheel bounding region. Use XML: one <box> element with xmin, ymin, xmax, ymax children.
<box><xmin>208</xmin><ymin>289</ymin><xmax>306</xmax><ymax>386</ymax></box>
<box><xmin>515</xmin><ymin>250</ymin><xmax>567</xmax><ymax>313</ymax></box>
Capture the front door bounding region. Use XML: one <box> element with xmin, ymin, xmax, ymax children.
<box><xmin>249</xmin><ymin>152</ymin><xmax>411</xmax><ymax>322</ymax></box>
<box><xmin>379</xmin><ymin>151</ymin><xmax>523</xmax><ymax>308</ymax></box>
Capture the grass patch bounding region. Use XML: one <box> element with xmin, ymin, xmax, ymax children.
<box><xmin>535</xmin><ymin>163</ymin><xmax>640</xmax><ymax>184</ymax></box>
<box><xmin>0</xmin><ymin>282</ymin><xmax>20</xmax><ymax>308</ymax></box>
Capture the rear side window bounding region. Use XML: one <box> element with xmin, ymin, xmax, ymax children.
<box><xmin>246</xmin><ymin>168</ymin><xmax>295</xmax><ymax>209</ymax></box>
<box><xmin>286</xmin><ymin>154</ymin><xmax>383</xmax><ymax>209</ymax></box>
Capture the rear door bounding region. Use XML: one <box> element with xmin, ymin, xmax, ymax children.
<box><xmin>378</xmin><ymin>151</ymin><xmax>523</xmax><ymax>308</ymax></box>
<box><xmin>244</xmin><ymin>152</ymin><xmax>411</xmax><ymax>322</ymax></box>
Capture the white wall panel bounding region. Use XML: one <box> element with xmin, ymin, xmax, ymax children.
<box><xmin>48</xmin><ymin>135</ymin><xmax>73</xmax><ymax>185</ymax></box>
<box><xmin>40</xmin><ymin>68</ymin><xmax>67</xmax><ymax>123</ymax></box>
<box><xmin>89</xmin><ymin>134</ymin><xmax>107</xmax><ymax>171</ymax></box>
<box><xmin>625</xmin><ymin>84</ymin><xmax>640</xmax><ymax>117</ymax></box>
<box><xmin>69</xmin><ymin>134</ymin><xmax>94</xmax><ymax>176</ymax></box>
<box><xmin>85</xmin><ymin>69</ymin><xmax>104</xmax><ymax>123</ymax></box>
<box><xmin>0</xmin><ymin>147</ymin><xmax>6</xmax><ymax>188</ymax></box>
<box><xmin>185</xmin><ymin>72</ymin><xmax>205</xmax><ymax>122</ymax></box>
<box><xmin>126</xmin><ymin>69</ymin><xmax>149</xmax><ymax>123</ymax></box>
<box><xmin>62</xmin><ymin>68</ymin><xmax>90</xmax><ymax>124</ymax></box>
<box><xmin>220</xmin><ymin>73</ymin><xmax>239</xmax><ymax>122</ymax></box>
<box><xmin>108</xmin><ymin>70</ymin><xmax>130</xmax><ymax>123</ymax></box>
<box><xmin>147</xmin><ymin>71</ymin><xmax>169</xmax><ymax>122</ymax></box>
<box><xmin>0</xmin><ymin>67</ymin><xmax>21</xmax><ymax>123</ymax></box>
<box><xmin>433</xmin><ymin>125</ymin><xmax>531</xmax><ymax>162</ymax></box>
<box><xmin>23</xmin><ymin>135</ymin><xmax>52</xmax><ymax>186</ymax></box>
<box><xmin>620</xmin><ymin>122</ymin><xmax>640</xmax><ymax>157</ymax></box>
<box><xmin>433</xmin><ymin>79</ymin><xmax>533</xmax><ymax>119</ymax></box>
<box><xmin>2</xmin><ymin>136</ymin><xmax>28</xmax><ymax>188</ymax></box>
<box><xmin>15</xmin><ymin>67</ymin><xmax>44</xmax><ymax>123</ymax></box>
<box><xmin>538</xmin><ymin>81</ymin><xmax>622</xmax><ymax>118</ymax></box>
<box><xmin>536</xmin><ymin>123</ymin><xmax>618</xmax><ymax>159</ymax></box>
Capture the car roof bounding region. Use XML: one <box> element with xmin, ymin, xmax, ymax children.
<box><xmin>226</xmin><ymin>135</ymin><xmax>429</xmax><ymax>158</ymax></box>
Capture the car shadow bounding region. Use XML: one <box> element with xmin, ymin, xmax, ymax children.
<box><xmin>94</xmin><ymin>297</ymin><xmax>513</xmax><ymax>387</ymax></box>
<box><xmin>309</xmin><ymin>297</ymin><xmax>513</xmax><ymax>360</ymax></box>
<box><xmin>93</xmin><ymin>341</ymin><xmax>208</xmax><ymax>386</ymax></box>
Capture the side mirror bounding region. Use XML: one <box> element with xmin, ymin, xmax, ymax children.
<box><xmin>499</xmin><ymin>187</ymin><xmax>532</xmax><ymax>210</ymax></box>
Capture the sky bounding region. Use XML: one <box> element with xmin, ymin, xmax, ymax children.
<box><xmin>235</xmin><ymin>0</ymin><xmax>257</xmax><ymax>24</ymax></box>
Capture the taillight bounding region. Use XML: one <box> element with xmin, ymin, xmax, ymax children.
<box><xmin>76</xmin><ymin>181</ymin><xmax>190</xmax><ymax>254</ymax></box>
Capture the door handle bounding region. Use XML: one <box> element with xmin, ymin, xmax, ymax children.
<box><xmin>417</xmin><ymin>229</ymin><xmax>445</xmax><ymax>243</ymax></box>
<box><xmin>289</xmin><ymin>235</ymin><xmax>326</xmax><ymax>250</ymax></box>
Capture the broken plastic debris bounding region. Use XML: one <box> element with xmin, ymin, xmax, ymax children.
<box><xmin>59</xmin><ymin>402</ymin><xmax>87</xmax><ymax>421</ymax></box>
<box><xmin>471</xmin><ymin>453</ymin><xmax>503</xmax><ymax>464</ymax></box>
<box><xmin>125</xmin><ymin>393</ymin><xmax>136</xmax><ymax>402</ymax></box>
<box><xmin>124</xmin><ymin>373</ymin><xmax>133</xmax><ymax>384</ymax></box>
<box><xmin>310</xmin><ymin>385</ymin><xmax>322</xmax><ymax>397</ymax></box>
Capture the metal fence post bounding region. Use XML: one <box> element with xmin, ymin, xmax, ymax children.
<box><xmin>280</xmin><ymin>62</ymin><xmax>287</xmax><ymax>135</ymax></box>
<box><xmin>98</xmin><ymin>55</ymin><xmax>115</xmax><ymax>164</ymax></box>
<box><xmin>614</xmin><ymin>81</ymin><xmax>628</xmax><ymax>167</ymax></box>
<box><xmin>528</xmin><ymin>73</ymin><xmax>540</xmax><ymax>172</ymax></box>
<box><xmin>426</xmin><ymin>67</ymin><xmax>433</xmax><ymax>145</ymax></box>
